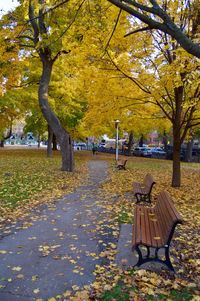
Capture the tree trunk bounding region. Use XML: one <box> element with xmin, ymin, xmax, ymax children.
<box><xmin>52</xmin><ymin>134</ymin><xmax>57</xmax><ymax>150</ymax></box>
<box><xmin>162</xmin><ymin>131</ymin><xmax>168</xmax><ymax>152</ymax></box>
<box><xmin>128</xmin><ymin>131</ymin><xmax>134</xmax><ymax>156</ymax></box>
<box><xmin>139</xmin><ymin>134</ymin><xmax>144</xmax><ymax>147</ymax></box>
<box><xmin>47</xmin><ymin>125</ymin><xmax>53</xmax><ymax>157</ymax></box>
<box><xmin>39</xmin><ymin>58</ymin><xmax>73</xmax><ymax>171</ymax></box>
<box><xmin>0</xmin><ymin>127</ymin><xmax>12</xmax><ymax>147</ymax></box>
<box><xmin>186</xmin><ymin>139</ymin><xmax>193</xmax><ymax>162</ymax></box>
<box><xmin>172</xmin><ymin>136</ymin><xmax>181</xmax><ymax>187</ymax></box>
<box><xmin>37</xmin><ymin>134</ymin><xmax>41</xmax><ymax>148</ymax></box>
<box><xmin>172</xmin><ymin>87</ymin><xmax>183</xmax><ymax>187</ymax></box>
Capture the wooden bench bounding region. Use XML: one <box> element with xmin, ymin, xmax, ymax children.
<box><xmin>133</xmin><ymin>173</ymin><xmax>156</xmax><ymax>204</ymax></box>
<box><xmin>132</xmin><ymin>191</ymin><xmax>183</xmax><ymax>271</ymax></box>
<box><xmin>116</xmin><ymin>159</ymin><xmax>127</xmax><ymax>170</ymax></box>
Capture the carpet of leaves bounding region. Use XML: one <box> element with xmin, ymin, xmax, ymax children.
<box><xmin>0</xmin><ymin>150</ymin><xmax>199</xmax><ymax>301</ymax></box>
<box><xmin>0</xmin><ymin>148</ymin><xmax>87</xmax><ymax>226</ymax></box>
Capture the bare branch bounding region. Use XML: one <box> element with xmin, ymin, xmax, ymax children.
<box><xmin>124</xmin><ymin>26</ymin><xmax>150</xmax><ymax>37</ymax></box>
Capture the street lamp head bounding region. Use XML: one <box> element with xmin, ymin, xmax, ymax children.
<box><xmin>115</xmin><ymin>119</ymin><xmax>120</xmax><ymax>128</ymax></box>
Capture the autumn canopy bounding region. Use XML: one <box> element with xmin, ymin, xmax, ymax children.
<box><xmin>0</xmin><ymin>0</ymin><xmax>200</xmax><ymax>187</ymax></box>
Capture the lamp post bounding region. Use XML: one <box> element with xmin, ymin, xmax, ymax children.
<box><xmin>115</xmin><ymin>119</ymin><xmax>120</xmax><ymax>161</ymax></box>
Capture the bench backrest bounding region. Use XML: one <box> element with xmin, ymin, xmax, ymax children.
<box><xmin>117</xmin><ymin>159</ymin><xmax>127</xmax><ymax>166</ymax></box>
<box><xmin>155</xmin><ymin>191</ymin><xmax>183</xmax><ymax>245</ymax></box>
<box><xmin>143</xmin><ymin>173</ymin><xmax>155</xmax><ymax>193</ymax></box>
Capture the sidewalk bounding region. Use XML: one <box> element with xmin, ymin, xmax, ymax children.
<box><xmin>0</xmin><ymin>160</ymin><xmax>117</xmax><ymax>301</ymax></box>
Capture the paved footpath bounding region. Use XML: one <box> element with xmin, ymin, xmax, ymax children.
<box><xmin>0</xmin><ymin>160</ymin><xmax>117</xmax><ymax>301</ymax></box>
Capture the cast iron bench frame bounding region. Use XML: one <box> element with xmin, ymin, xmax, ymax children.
<box><xmin>132</xmin><ymin>191</ymin><xmax>183</xmax><ymax>271</ymax></box>
<box><xmin>133</xmin><ymin>173</ymin><xmax>156</xmax><ymax>204</ymax></box>
<box><xmin>116</xmin><ymin>159</ymin><xmax>127</xmax><ymax>170</ymax></box>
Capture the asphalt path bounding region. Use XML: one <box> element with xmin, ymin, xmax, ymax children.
<box><xmin>0</xmin><ymin>160</ymin><xmax>117</xmax><ymax>301</ymax></box>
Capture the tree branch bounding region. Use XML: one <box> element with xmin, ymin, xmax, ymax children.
<box><xmin>124</xmin><ymin>26</ymin><xmax>150</xmax><ymax>37</ymax></box>
<box><xmin>107</xmin><ymin>0</ymin><xmax>200</xmax><ymax>58</ymax></box>
<box><xmin>106</xmin><ymin>50</ymin><xmax>151</xmax><ymax>94</ymax></box>
<box><xmin>52</xmin><ymin>49</ymin><xmax>71</xmax><ymax>62</ymax></box>
<box><xmin>104</xmin><ymin>9</ymin><xmax>122</xmax><ymax>51</ymax></box>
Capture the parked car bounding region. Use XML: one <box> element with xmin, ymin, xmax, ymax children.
<box><xmin>74</xmin><ymin>142</ymin><xmax>87</xmax><ymax>150</ymax></box>
<box><xmin>151</xmin><ymin>147</ymin><xmax>166</xmax><ymax>158</ymax></box>
<box><xmin>132</xmin><ymin>147</ymin><xmax>152</xmax><ymax>157</ymax></box>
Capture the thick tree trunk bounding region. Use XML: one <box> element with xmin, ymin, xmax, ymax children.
<box><xmin>47</xmin><ymin>125</ymin><xmax>53</xmax><ymax>158</ymax></box>
<box><xmin>39</xmin><ymin>59</ymin><xmax>74</xmax><ymax>171</ymax></box>
<box><xmin>52</xmin><ymin>134</ymin><xmax>57</xmax><ymax>150</ymax></box>
<box><xmin>0</xmin><ymin>127</ymin><xmax>12</xmax><ymax>147</ymax></box>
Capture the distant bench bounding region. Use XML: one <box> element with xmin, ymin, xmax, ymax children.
<box><xmin>116</xmin><ymin>159</ymin><xmax>127</xmax><ymax>170</ymax></box>
<box><xmin>133</xmin><ymin>173</ymin><xmax>155</xmax><ymax>204</ymax></box>
<box><xmin>132</xmin><ymin>191</ymin><xmax>183</xmax><ymax>271</ymax></box>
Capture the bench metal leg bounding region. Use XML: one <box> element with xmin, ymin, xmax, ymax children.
<box><xmin>146</xmin><ymin>246</ymin><xmax>150</xmax><ymax>258</ymax></box>
<box><xmin>135</xmin><ymin>193</ymin><xmax>151</xmax><ymax>204</ymax></box>
<box><xmin>164</xmin><ymin>246</ymin><xmax>174</xmax><ymax>271</ymax></box>
<box><xmin>117</xmin><ymin>165</ymin><xmax>126</xmax><ymax>170</ymax></box>
<box><xmin>135</xmin><ymin>245</ymin><xmax>143</xmax><ymax>266</ymax></box>
<box><xmin>133</xmin><ymin>245</ymin><xmax>175</xmax><ymax>272</ymax></box>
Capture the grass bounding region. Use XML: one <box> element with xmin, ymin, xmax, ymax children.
<box><xmin>0</xmin><ymin>149</ymin><xmax>199</xmax><ymax>300</ymax></box>
<box><xmin>100</xmin><ymin>284</ymin><xmax>195</xmax><ymax>301</ymax></box>
<box><xmin>0</xmin><ymin>148</ymin><xmax>86</xmax><ymax>222</ymax></box>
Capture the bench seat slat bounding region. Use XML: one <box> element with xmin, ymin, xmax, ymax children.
<box><xmin>134</xmin><ymin>182</ymin><xmax>147</xmax><ymax>194</ymax></box>
<box><xmin>144</xmin><ymin>208</ymin><xmax>152</xmax><ymax>246</ymax></box>
<box><xmin>132</xmin><ymin>190</ymin><xmax>183</xmax><ymax>271</ymax></box>
<box><xmin>133</xmin><ymin>206</ymin><xmax>165</xmax><ymax>248</ymax></box>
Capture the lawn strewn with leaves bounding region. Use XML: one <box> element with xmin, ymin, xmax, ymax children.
<box><xmin>0</xmin><ymin>151</ymin><xmax>199</xmax><ymax>300</ymax></box>
<box><xmin>0</xmin><ymin>148</ymin><xmax>87</xmax><ymax>223</ymax></box>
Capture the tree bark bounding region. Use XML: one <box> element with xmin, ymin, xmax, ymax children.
<box><xmin>47</xmin><ymin>125</ymin><xmax>53</xmax><ymax>158</ymax></box>
<box><xmin>37</xmin><ymin>134</ymin><xmax>41</xmax><ymax>148</ymax></box>
<box><xmin>162</xmin><ymin>131</ymin><xmax>168</xmax><ymax>152</ymax></box>
<box><xmin>171</xmin><ymin>87</ymin><xmax>183</xmax><ymax>187</ymax></box>
<box><xmin>0</xmin><ymin>140</ymin><xmax>4</xmax><ymax>147</ymax></box>
<box><xmin>39</xmin><ymin>58</ymin><xmax>73</xmax><ymax>171</ymax></box>
<box><xmin>172</xmin><ymin>133</ymin><xmax>181</xmax><ymax>187</ymax></box>
<box><xmin>52</xmin><ymin>134</ymin><xmax>57</xmax><ymax>150</ymax></box>
<box><xmin>139</xmin><ymin>134</ymin><xmax>144</xmax><ymax>147</ymax></box>
<box><xmin>128</xmin><ymin>131</ymin><xmax>134</xmax><ymax>156</ymax></box>
<box><xmin>186</xmin><ymin>139</ymin><xmax>193</xmax><ymax>162</ymax></box>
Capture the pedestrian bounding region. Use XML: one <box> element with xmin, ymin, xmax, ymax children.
<box><xmin>92</xmin><ymin>143</ymin><xmax>97</xmax><ymax>155</ymax></box>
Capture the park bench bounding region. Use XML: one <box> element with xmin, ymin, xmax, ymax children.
<box><xmin>133</xmin><ymin>173</ymin><xmax>156</xmax><ymax>204</ymax></box>
<box><xmin>132</xmin><ymin>190</ymin><xmax>183</xmax><ymax>271</ymax></box>
<box><xmin>116</xmin><ymin>159</ymin><xmax>127</xmax><ymax>170</ymax></box>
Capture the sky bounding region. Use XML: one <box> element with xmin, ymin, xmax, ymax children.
<box><xmin>0</xmin><ymin>0</ymin><xmax>19</xmax><ymax>16</ymax></box>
